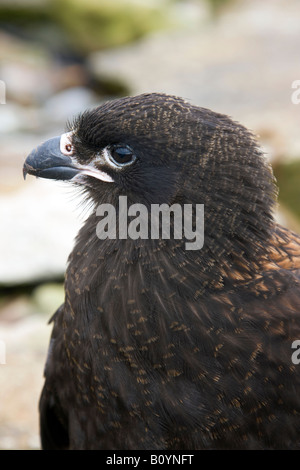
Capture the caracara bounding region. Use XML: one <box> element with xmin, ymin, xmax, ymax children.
<box><xmin>23</xmin><ymin>93</ymin><xmax>300</xmax><ymax>449</ymax></box>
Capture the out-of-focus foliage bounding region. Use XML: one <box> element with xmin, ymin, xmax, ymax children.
<box><xmin>0</xmin><ymin>0</ymin><xmax>235</xmax><ymax>53</ymax></box>
<box><xmin>204</xmin><ymin>0</ymin><xmax>234</xmax><ymax>13</ymax></box>
<box><xmin>50</xmin><ymin>0</ymin><xmax>171</xmax><ymax>52</ymax></box>
<box><xmin>273</xmin><ymin>160</ymin><xmax>300</xmax><ymax>222</ymax></box>
<box><xmin>0</xmin><ymin>0</ymin><xmax>175</xmax><ymax>53</ymax></box>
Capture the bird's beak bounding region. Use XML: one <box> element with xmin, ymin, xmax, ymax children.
<box><xmin>23</xmin><ymin>133</ymin><xmax>114</xmax><ymax>183</ymax></box>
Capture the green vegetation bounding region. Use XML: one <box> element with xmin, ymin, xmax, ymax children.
<box><xmin>273</xmin><ymin>159</ymin><xmax>300</xmax><ymax>221</ymax></box>
<box><xmin>51</xmin><ymin>0</ymin><xmax>171</xmax><ymax>52</ymax></box>
<box><xmin>0</xmin><ymin>0</ymin><xmax>173</xmax><ymax>53</ymax></box>
<box><xmin>0</xmin><ymin>0</ymin><xmax>236</xmax><ymax>54</ymax></box>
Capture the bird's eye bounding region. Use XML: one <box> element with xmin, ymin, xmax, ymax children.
<box><xmin>109</xmin><ymin>145</ymin><xmax>136</xmax><ymax>167</ymax></box>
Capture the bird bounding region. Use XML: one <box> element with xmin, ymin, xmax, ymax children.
<box><xmin>23</xmin><ymin>92</ymin><xmax>300</xmax><ymax>450</ymax></box>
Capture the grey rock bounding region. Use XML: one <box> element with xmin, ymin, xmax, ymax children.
<box><xmin>42</xmin><ymin>87</ymin><xmax>100</xmax><ymax>124</ymax></box>
<box><xmin>0</xmin><ymin>179</ymin><xmax>85</xmax><ymax>285</ymax></box>
<box><xmin>90</xmin><ymin>0</ymin><xmax>300</xmax><ymax>161</ymax></box>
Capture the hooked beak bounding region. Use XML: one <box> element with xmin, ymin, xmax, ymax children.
<box><xmin>23</xmin><ymin>133</ymin><xmax>114</xmax><ymax>183</ymax></box>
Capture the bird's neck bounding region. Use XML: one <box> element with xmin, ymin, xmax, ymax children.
<box><xmin>63</xmin><ymin>208</ymin><xmax>281</xmax><ymax>365</ymax></box>
<box><xmin>66</xmin><ymin>205</ymin><xmax>275</xmax><ymax>306</ymax></box>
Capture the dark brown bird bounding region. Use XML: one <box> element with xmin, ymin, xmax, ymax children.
<box><xmin>23</xmin><ymin>93</ymin><xmax>300</xmax><ymax>449</ymax></box>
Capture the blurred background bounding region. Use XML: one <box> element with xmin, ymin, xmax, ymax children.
<box><xmin>0</xmin><ymin>0</ymin><xmax>300</xmax><ymax>450</ymax></box>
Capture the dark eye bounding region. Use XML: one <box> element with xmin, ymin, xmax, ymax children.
<box><xmin>110</xmin><ymin>145</ymin><xmax>136</xmax><ymax>166</ymax></box>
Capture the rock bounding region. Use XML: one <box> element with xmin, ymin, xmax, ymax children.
<box><xmin>90</xmin><ymin>0</ymin><xmax>300</xmax><ymax>161</ymax></box>
<box><xmin>0</xmin><ymin>59</ymin><xmax>52</xmax><ymax>106</ymax></box>
<box><xmin>0</xmin><ymin>296</ymin><xmax>34</xmax><ymax>323</ymax></box>
<box><xmin>0</xmin><ymin>309</ymin><xmax>51</xmax><ymax>450</ymax></box>
<box><xmin>42</xmin><ymin>86</ymin><xmax>99</xmax><ymax>124</ymax></box>
<box><xmin>0</xmin><ymin>103</ymin><xmax>25</xmax><ymax>133</ymax></box>
<box><xmin>0</xmin><ymin>178</ymin><xmax>85</xmax><ymax>285</ymax></box>
<box><xmin>0</xmin><ymin>104</ymin><xmax>43</xmax><ymax>135</ymax></box>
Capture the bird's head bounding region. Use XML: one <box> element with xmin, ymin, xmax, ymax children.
<box><xmin>23</xmin><ymin>93</ymin><xmax>277</xmax><ymax>275</ymax></box>
<box><xmin>23</xmin><ymin>93</ymin><xmax>200</xmax><ymax>207</ymax></box>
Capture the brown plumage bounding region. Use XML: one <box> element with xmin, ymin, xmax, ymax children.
<box><xmin>23</xmin><ymin>93</ymin><xmax>300</xmax><ymax>449</ymax></box>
